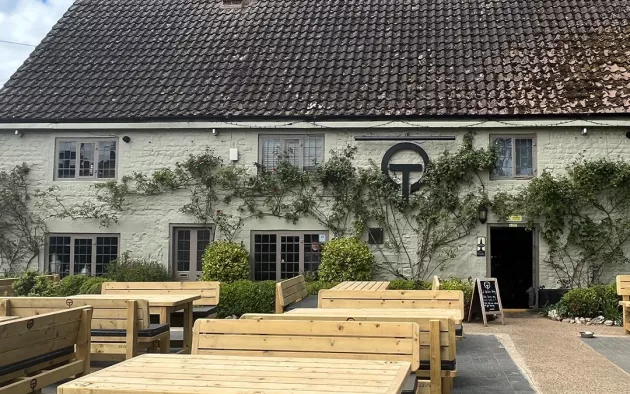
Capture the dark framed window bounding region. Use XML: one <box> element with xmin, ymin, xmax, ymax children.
<box><xmin>48</xmin><ymin>234</ymin><xmax>119</xmax><ymax>277</ymax></box>
<box><xmin>251</xmin><ymin>231</ymin><xmax>327</xmax><ymax>281</ymax></box>
<box><xmin>491</xmin><ymin>135</ymin><xmax>536</xmax><ymax>179</ymax></box>
<box><xmin>171</xmin><ymin>225</ymin><xmax>215</xmax><ymax>280</ymax></box>
<box><xmin>55</xmin><ymin>139</ymin><xmax>117</xmax><ymax>180</ymax></box>
<box><xmin>259</xmin><ymin>135</ymin><xmax>324</xmax><ymax>171</ymax></box>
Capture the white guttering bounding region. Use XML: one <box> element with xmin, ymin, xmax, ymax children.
<box><xmin>0</xmin><ymin>119</ymin><xmax>629</xmax><ymax>130</ymax></box>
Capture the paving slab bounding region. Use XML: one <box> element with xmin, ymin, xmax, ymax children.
<box><xmin>454</xmin><ymin>334</ymin><xmax>535</xmax><ymax>394</ymax></box>
<box><xmin>581</xmin><ymin>336</ymin><xmax>630</xmax><ymax>374</ymax></box>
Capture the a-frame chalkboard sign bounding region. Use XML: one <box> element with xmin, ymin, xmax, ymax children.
<box><xmin>468</xmin><ymin>278</ymin><xmax>505</xmax><ymax>327</ymax></box>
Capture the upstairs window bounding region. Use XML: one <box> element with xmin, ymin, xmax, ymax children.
<box><xmin>56</xmin><ymin>139</ymin><xmax>117</xmax><ymax>180</ymax></box>
<box><xmin>491</xmin><ymin>135</ymin><xmax>536</xmax><ymax>179</ymax></box>
<box><xmin>259</xmin><ymin>135</ymin><xmax>324</xmax><ymax>171</ymax></box>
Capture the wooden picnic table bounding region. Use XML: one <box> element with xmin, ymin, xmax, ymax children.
<box><xmin>69</xmin><ymin>294</ymin><xmax>200</xmax><ymax>352</ymax></box>
<box><xmin>330</xmin><ymin>281</ymin><xmax>390</xmax><ymax>291</ymax></box>
<box><xmin>286</xmin><ymin>307</ymin><xmax>463</xmax><ymax>324</ymax></box>
<box><xmin>57</xmin><ymin>354</ymin><xmax>412</xmax><ymax>394</ymax></box>
<box><xmin>0</xmin><ymin>315</ymin><xmax>18</xmax><ymax>323</ymax></box>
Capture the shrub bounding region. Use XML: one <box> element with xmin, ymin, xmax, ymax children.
<box><xmin>318</xmin><ymin>237</ymin><xmax>374</xmax><ymax>282</ymax></box>
<box><xmin>79</xmin><ymin>277</ymin><xmax>109</xmax><ymax>294</ymax></box>
<box><xmin>201</xmin><ymin>241</ymin><xmax>249</xmax><ymax>283</ymax></box>
<box><xmin>105</xmin><ymin>252</ymin><xmax>170</xmax><ymax>282</ymax></box>
<box><xmin>388</xmin><ymin>280</ymin><xmax>431</xmax><ymax>290</ymax></box>
<box><xmin>12</xmin><ymin>271</ymin><xmax>59</xmax><ymax>296</ymax></box>
<box><xmin>440</xmin><ymin>277</ymin><xmax>474</xmax><ymax>318</ymax></box>
<box><xmin>216</xmin><ymin>280</ymin><xmax>276</xmax><ymax>318</ymax></box>
<box><xmin>561</xmin><ymin>283</ymin><xmax>620</xmax><ymax>320</ymax></box>
<box><xmin>306</xmin><ymin>280</ymin><xmax>338</xmax><ymax>295</ymax></box>
<box><xmin>58</xmin><ymin>275</ymin><xmax>90</xmax><ymax>296</ymax></box>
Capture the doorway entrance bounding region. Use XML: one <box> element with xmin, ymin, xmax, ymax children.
<box><xmin>489</xmin><ymin>226</ymin><xmax>535</xmax><ymax>309</ymax></box>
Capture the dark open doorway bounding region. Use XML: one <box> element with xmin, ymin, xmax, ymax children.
<box><xmin>490</xmin><ymin>227</ymin><xmax>534</xmax><ymax>309</ymax></box>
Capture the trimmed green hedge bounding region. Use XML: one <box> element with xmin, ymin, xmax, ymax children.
<box><xmin>216</xmin><ymin>280</ymin><xmax>276</xmax><ymax>318</ymax></box>
<box><xmin>201</xmin><ymin>241</ymin><xmax>250</xmax><ymax>283</ymax></box>
<box><xmin>387</xmin><ymin>280</ymin><xmax>431</xmax><ymax>290</ymax></box>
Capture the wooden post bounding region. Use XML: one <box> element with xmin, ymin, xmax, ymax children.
<box><xmin>277</xmin><ymin>282</ymin><xmax>284</xmax><ymax>313</ymax></box>
<box><xmin>183</xmin><ymin>304</ymin><xmax>193</xmax><ymax>353</ymax></box>
<box><xmin>76</xmin><ymin>307</ymin><xmax>92</xmax><ymax>377</ymax></box>
<box><xmin>126</xmin><ymin>300</ymin><xmax>138</xmax><ymax>359</ymax></box>
<box><xmin>159</xmin><ymin>306</ymin><xmax>171</xmax><ymax>353</ymax></box>
<box><xmin>429</xmin><ymin>320</ymin><xmax>441</xmax><ymax>394</ymax></box>
<box><xmin>0</xmin><ymin>299</ymin><xmax>10</xmax><ymax>316</ymax></box>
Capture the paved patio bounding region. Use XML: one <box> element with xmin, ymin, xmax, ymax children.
<box><xmin>581</xmin><ymin>336</ymin><xmax>630</xmax><ymax>374</ymax></box>
<box><xmin>454</xmin><ymin>334</ymin><xmax>535</xmax><ymax>394</ymax></box>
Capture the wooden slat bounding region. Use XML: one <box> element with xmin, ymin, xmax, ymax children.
<box><xmin>0</xmin><ymin>320</ymin><xmax>80</xmax><ymax>354</ymax></box>
<box><xmin>57</xmin><ymin>354</ymin><xmax>411</xmax><ymax>394</ymax></box>
<box><xmin>275</xmin><ymin>276</ymin><xmax>309</xmax><ymax>313</ymax></box>
<box><xmin>102</xmin><ymin>281</ymin><xmax>218</xmax><ymax>306</ymax></box>
<box><xmin>240</xmin><ymin>315</ymin><xmax>452</xmax><ymax>360</ymax></box>
<box><xmin>193</xmin><ymin>319</ymin><xmax>420</xmax><ymax>371</ymax></box>
<box><xmin>0</xmin><ymin>359</ymin><xmax>84</xmax><ymax>393</ymax></box>
<box><xmin>280</xmin><ymin>307</ymin><xmax>462</xmax><ymax>324</ymax></box>
<box><xmin>319</xmin><ymin>289</ymin><xmax>464</xmax><ymax>319</ymax></box>
<box><xmin>0</xmin><ymin>307</ymin><xmax>84</xmax><ymax>340</ymax></box>
<box><xmin>196</xmin><ymin>318</ymin><xmax>414</xmax><ymax>337</ymax></box>
<box><xmin>2</xmin><ymin>297</ymin><xmax>150</xmax><ymax>330</ymax></box>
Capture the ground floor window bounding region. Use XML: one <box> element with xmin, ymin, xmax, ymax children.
<box><xmin>252</xmin><ymin>231</ymin><xmax>327</xmax><ymax>281</ymax></box>
<box><xmin>48</xmin><ymin>234</ymin><xmax>119</xmax><ymax>277</ymax></box>
<box><xmin>171</xmin><ymin>225</ymin><xmax>215</xmax><ymax>280</ymax></box>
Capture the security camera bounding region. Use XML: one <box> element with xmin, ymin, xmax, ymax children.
<box><xmin>582</xmin><ymin>127</ymin><xmax>588</xmax><ymax>136</ymax></box>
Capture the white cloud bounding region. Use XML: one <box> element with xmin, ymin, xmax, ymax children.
<box><xmin>0</xmin><ymin>0</ymin><xmax>74</xmax><ymax>87</ymax></box>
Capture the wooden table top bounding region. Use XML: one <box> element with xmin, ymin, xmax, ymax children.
<box><xmin>69</xmin><ymin>294</ymin><xmax>200</xmax><ymax>307</ymax></box>
<box><xmin>330</xmin><ymin>281</ymin><xmax>390</xmax><ymax>291</ymax></box>
<box><xmin>0</xmin><ymin>316</ymin><xmax>18</xmax><ymax>323</ymax></box>
<box><xmin>286</xmin><ymin>307</ymin><xmax>463</xmax><ymax>323</ymax></box>
<box><xmin>57</xmin><ymin>354</ymin><xmax>411</xmax><ymax>394</ymax></box>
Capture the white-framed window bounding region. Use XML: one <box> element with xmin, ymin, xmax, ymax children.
<box><xmin>48</xmin><ymin>234</ymin><xmax>119</xmax><ymax>277</ymax></box>
<box><xmin>55</xmin><ymin>138</ymin><xmax>117</xmax><ymax>180</ymax></box>
<box><xmin>251</xmin><ymin>231</ymin><xmax>327</xmax><ymax>281</ymax></box>
<box><xmin>258</xmin><ymin>135</ymin><xmax>324</xmax><ymax>171</ymax></box>
<box><xmin>171</xmin><ymin>225</ymin><xmax>215</xmax><ymax>280</ymax></box>
<box><xmin>491</xmin><ymin>135</ymin><xmax>536</xmax><ymax>179</ymax></box>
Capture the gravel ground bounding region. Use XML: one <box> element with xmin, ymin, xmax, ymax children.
<box><xmin>465</xmin><ymin>312</ymin><xmax>630</xmax><ymax>394</ymax></box>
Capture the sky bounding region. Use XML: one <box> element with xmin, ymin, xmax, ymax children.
<box><xmin>0</xmin><ymin>0</ymin><xmax>73</xmax><ymax>87</ymax></box>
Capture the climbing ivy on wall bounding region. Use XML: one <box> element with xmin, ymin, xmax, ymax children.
<box><xmin>35</xmin><ymin>132</ymin><xmax>497</xmax><ymax>281</ymax></box>
<box><xmin>0</xmin><ymin>164</ymin><xmax>46</xmax><ymax>276</ymax></box>
<box><xmin>493</xmin><ymin>158</ymin><xmax>630</xmax><ymax>289</ymax></box>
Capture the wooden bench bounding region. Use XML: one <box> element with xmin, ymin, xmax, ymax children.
<box><xmin>275</xmin><ymin>275</ymin><xmax>317</xmax><ymax>313</ymax></box>
<box><xmin>102</xmin><ymin>281</ymin><xmax>220</xmax><ymax>321</ymax></box>
<box><xmin>617</xmin><ymin>275</ymin><xmax>630</xmax><ymax>335</ymax></box>
<box><xmin>194</xmin><ymin>318</ymin><xmax>455</xmax><ymax>394</ymax></box>
<box><xmin>318</xmin><ymin>289</ymin><xmax>465</xmax><ymax>340</ymax></box>
<box><xmin>0</xmin><ymin>275</ymin><xmax>60</xmax><ymax>296</ymax></box>
<box><xmin>0</xmin><ymin>307</ymin><xmax>92</xmax><ymax>394</ymax></box>
<box><xmin>0</xmin><ymin>297</ymin><xmax>169</xmax><ymax>361</ymax></box>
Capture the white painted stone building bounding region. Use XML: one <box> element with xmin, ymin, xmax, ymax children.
<box><xmin>0</xmin><ymin>0</ymin><xmax>629</xmax><ymax>308</ymax></box>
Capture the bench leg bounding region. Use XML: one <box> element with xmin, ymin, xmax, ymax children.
<box><xmin>441</xmin><ymin>377</ymin><xmax>453</xmax><ymax>394</ymax></box>
<box><xmin>159</xmin><ymin>307</ymin><xmax>171</xmax><ymax>353</ymax></box>
<box><xmin>429</xmin><ymin>320</ymin><xmax>442</xmax><ymax>394</ymax></box>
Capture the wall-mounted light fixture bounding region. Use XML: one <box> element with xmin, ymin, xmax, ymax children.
<box><xmin>478</xmin><ymin>205</ymin><xmax>488</xmax><ymax>224</ymax></box>
<box><xmin>582</xmin><ymin>127</ymin><xmax>588</xmax><ymax>136</ymax></box>
<box><xmin>14</xmin><ymin>130</ymin><xmax>22</xmax><ymax>138</ymax></box>
<box><xmin>212</xmin><ymin>128</ymin><xmax>218</xmax><ymax>136</ymax></box>
<box><xmin>122</xmin><ymin>136</ymin><xmax>131</xmax><ymax>143</ymax></box>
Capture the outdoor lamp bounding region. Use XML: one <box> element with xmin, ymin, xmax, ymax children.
<box><xmin>478</xmin><ymin>205</ymin><xmax>488</xmax><ymax>224</ymax></box>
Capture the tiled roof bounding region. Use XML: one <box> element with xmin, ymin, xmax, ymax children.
<box><xmin>1</xmin><ymin>0</ymin><xmax>629</xmax><ymax>121</ymax></box>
